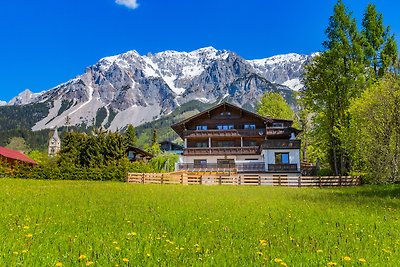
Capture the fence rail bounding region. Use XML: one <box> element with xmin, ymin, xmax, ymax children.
<box><xmin>127</xmin><ymin>173</ymin><xmax>361</xmax><ymax>187</ymax></box>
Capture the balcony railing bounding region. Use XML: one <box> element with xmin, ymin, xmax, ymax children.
<box><xmin>177</xmin><ymin>162</ymin><xmax>266</xmax><ymax>172</ymax></box>
<box><xmin>183</xmin><ymin>128</ymin><xmax>291</xmax><ymax>138</ymax></box>
<box><xmin>268</xmin><ymin>164</ymin><xmax>299</xmax><ymax>172</ymax></box>
<box><xmin>262</xmin><ymin>140</ymin><xmax>301</xmax><ymax>149</ymax></box>
<box><xmin>183</xmin><ymin>146</ymin><xmax>259</xmax><ymax>155</ymax></box>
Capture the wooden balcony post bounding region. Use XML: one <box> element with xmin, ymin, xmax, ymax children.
<box><xmin>240</xmin><ymin>137</ymin><xmax>243</xmax><ymax>147</ymax></box>
<box><xmin>184</xmin><ymin>138</ymin><xmax>187</xmax><ymax>148</ymax></box>
<box><xmin>209</xmin><ymin>137</ymin><xmax>211</xmax><ymax>148</ymax></box>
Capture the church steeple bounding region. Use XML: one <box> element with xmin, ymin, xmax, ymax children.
<box><xmin>48</xmin><ymin>127</ymin><xmax>61</xmax><ymax>156</ymax></box>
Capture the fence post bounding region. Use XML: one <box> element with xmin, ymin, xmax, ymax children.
<box><xmin>298</xmin><ymin>176</ymin><xmax>301</xmax><ymax>187</ymax></box>
<box><xmin>199</xmin><ymin>175</ymin><xmax>202</xmax><ymax>185</ymax></box>
<box><xmin>278</xmin><ymin>175</ymin><xmax>281</xmax><ymax>186</ymax></box>
<box><xmin>319</xmin><ymin>176</ymin><xmax>322</xmax><ymax>188</ymax></box>
<box><xmin>219</xmin><ymin>175</ymin><xmax>222</xmax><ymax>185</ymax></box>
<box><xmin>161</xmin><ymin>173</ymin><xmax>164</xmax><ymax>184</ymax></box>
<box><xmin>258</xmin><ymin>175</ymin><xmax>261</xmax><ymax>186</ymax></box>
<box><xmin>339</xmin><ymin>175</ymin><xmax>342</xmax><ymax>187</ymax></box>
<box><xmin>142</xmin><ymin>173</ymin><xmax>145</xmax><ymax>184</ymax></box>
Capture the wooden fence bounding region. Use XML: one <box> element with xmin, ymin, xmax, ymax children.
<box><xmin>126</xmin><ymin>173</ymin><xmax>361</xmax><ymax>187</ymax></box>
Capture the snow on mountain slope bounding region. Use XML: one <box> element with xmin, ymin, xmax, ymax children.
<box><xmin>5</xmin><ymin>47</ymin><xmax>312</xmax><ymax>131</ymax></box>
<box><xmin>8</xmin><ymin>89</ymin><xmax>44</xmax><ymax>105</ymax></box>
<box><xmin>248</xmin><ymin>53</ymin><xmax>312</xmax><ymax>91</ymax></box>
<box><xmin>0</xmin><ymin>100</ymin><xmax>6</xmax><ymax>106</ymax></box>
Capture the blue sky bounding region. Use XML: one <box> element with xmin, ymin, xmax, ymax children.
<box><xmin>0</xmin><ymin>0</ymin><xmax>399</xmax><ymax>101</ymax></box>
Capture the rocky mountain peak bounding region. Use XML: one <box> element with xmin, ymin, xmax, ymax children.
<box><xmin>6</xmin><ymin>47</ymin><xmax>313</xmax><ymax>131</ymax></box>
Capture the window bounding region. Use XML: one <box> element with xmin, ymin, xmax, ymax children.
<box><xmin>128</xmin><ymin>151</ymin><xmax>136</xmax><ymax>160</ymax></box>
<box><xmin>217</xmin><ymin>124</ymin><xmax>234</xmax><ymax>130</ymax></box>
<box><xmin>275</xmin><ymin>153</ymin><xmax>289</xmax><ymax>164</ymax></box>
<box><xmin>244</xmin><ymin>124</ymin><xmax>256</xmax><ymax>129</ymax></box>
<box><xmin>272</xmin><ymin>122</ymin><xmax>284</xmax><ymax>128</ymax></box>
<box><xmin>217</xmin><ymin>141</ymin><xmax>234</xmax><ymax>147</ymax></box>
<box><xmin>194</xmin><ymin>159</ymin><xmax>207</xmax><ymax>168</ymax></box>
<box><xmin>196</xmin><ymin>125</ymin><xmax>208</xmax><ymax>130</ymax></box>
<box><xmin>195</xmin><ymin>142</ymin><xmax>208</xmax><ymax>148</ymax></box>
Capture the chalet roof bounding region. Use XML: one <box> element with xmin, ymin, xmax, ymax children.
<box><xmin>171</xmin><ymin>102</ymin><xmax>294</xmax><ymax>138</ymax></box>
<box><xmin>0</xmin><ymin>146</ymin><xmax>37</xmax><ymax>165</ymax></box>
<box><xmin>126</xmin><ymin>146</ymin><xmax>153</xmax><ymax>158</ymax></box>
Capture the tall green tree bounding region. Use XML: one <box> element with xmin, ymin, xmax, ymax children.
<box><xmin>303</xmin><ymin>0</ymin><xmax>366</xmax><ymax>175</ymax></box>
<box><xmin>348</xmin><ymin>74</ymin><xmax>400</xmax><ymax>183</ymax></box>
<box><xmin>361</xmin><ymin>4</ymin><xmax>398</xmax><ymax>78</ymax></box>
<box><xmin>256</xmin><ymin>92</ymin><xmax>295</xmax><ymax>120</ymax></box>
<box><xmin>124</xmin><ymin>124</ymin><xmax>137</xmax><ymax>147</ymax></box>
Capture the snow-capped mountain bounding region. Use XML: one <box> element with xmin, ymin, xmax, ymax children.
<box><xmin>248</xmin><ymin>53</ymin><xmax>312</xmax><ymax>91</ymax></box>
<box><xmin>5</xmin><ymin>47</ymin><xmax>313</xmax><ymax>131</ymax></box>
<box><xmin>0</xmin><ymin>100</ymin><xmax>6</xmax><ymax>106</ymax></box>
<box><xmin>8</xmin><ymin>89</ymin><xmax>44</xmax><ymax>106</ymax></box>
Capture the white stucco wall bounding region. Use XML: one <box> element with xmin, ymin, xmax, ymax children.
<box><xmin>261</xmin><ymin>149</ymin><xmax>301</xmax><ymax>171</ymax></box>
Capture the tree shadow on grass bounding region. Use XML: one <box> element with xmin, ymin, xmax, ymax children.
<box><xmin>298</xmin><ymin>184</ymin><xmax>400</xmax><ymax>209</ymax></box>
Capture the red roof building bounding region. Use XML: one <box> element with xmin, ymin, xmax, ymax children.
<box><xmin>0</xmin><ymin>146</ymin><xmax>37</xmax><ymax>165</ymax></box>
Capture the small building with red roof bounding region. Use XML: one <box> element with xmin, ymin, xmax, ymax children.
<box><xmin>0</xmin><ymin>146</ymin><xmax>37</xmax><ymax>166</ymax></box>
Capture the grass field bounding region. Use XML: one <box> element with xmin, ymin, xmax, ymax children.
<box><xmin>0</xmin><ymin>179</ymin><xmax>399</xmax><ymax>266</ymax></box>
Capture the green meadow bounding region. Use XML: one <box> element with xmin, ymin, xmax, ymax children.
<box><xmin>0</xmin><ymin>179</ymin><xmax>399</xmax><ymax>266</ymax></box>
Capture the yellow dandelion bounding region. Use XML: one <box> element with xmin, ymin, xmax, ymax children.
<box><xmin>55</xmin><ymin>262</ymin><xmax>63</xmax><ymax>267</ymax></box>
<box><xmin>358</xmin><ymin>258</ymin><xmax>366</xmax><ymax>263</ymax></box>
<box><xmin>259</xmin><ymin>239</ymin><xmax>268</xmax><ymax>246</ymax></box>
<box><xmin>23</xmin><ymin>226</ymin><xmax>30</xmax><ymax>230</ymax></box>
<box><xmin>280</xmin><ymin>262</ymin><xmax>288</xmax><ymax>267</ymax></box>
<box><xmin>316</xmin><ymin>249</ymin><xmax>323</xmax><ymax>253</ymax></box>
<box><xmin>127</xmin><ymin>232</ymin><xmax>137</xmax><ymax>236</ymax></box>
<box><xmin>274</xmin><ymin>258</ymin><xmax>283</xmax><ymax>263</ymax></box>
<box><xmin>112</xmin><ymin>241</ymin><xmax>118</xmax><ymax>244</ymax></box>
<box><xmin>86</xmin><ymin>261</ymin><xmax>94</xmax><ymax>266</ymax></box>
<box><xmin>256</xmin><ymin>252</ymin><xmax>263</xmax><ymax>256</ymax></box>
<box><xmin>146</xmin><ymin>253</ymin><xmax>151</xmax><ymax>257</ymax></box>
<box><xmin>343</xmin><ymin>256</ymin><xmax>351</xmax><ymax>262</ymax></box>
<box><xmin>327</xmin><ymin>262</ymin><xmax>337</xmax><ymax>266</ymax></box>
<box><xmin>21</xmin><ymin>249</ymin><xmax>28</xmax><ymax>253</ymax></box>
<box><xmin>79</xmin><ymin>255</ymin><xmax>87</xmax><ymax>260</ymax></box>
<box><xmin>122</xmin><ymin>258</ymin><xmax>129</xmax><ymax>263</ymax></box>
<box><xmin>25</xmin><ymin>233</ymin><xmax>33</xmax><ymax>238</ymax></box>
<box><xmin>115</xmin><ymin>246</ymin><xmax>121</xmax><ymax>251</ymax></box>
<box><xmin>13</xmin><ymin>251</ymin><xmax>19</xmax><ymax>255</ymax></box>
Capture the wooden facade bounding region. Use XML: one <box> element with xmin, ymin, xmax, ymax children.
<box><xmin>171</xmin><ymin>102</ymin><xmax>301</xmax><ymax>174</ymax></box>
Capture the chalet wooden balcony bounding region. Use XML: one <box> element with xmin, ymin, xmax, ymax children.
<box><xmin>268</xmin><ymin>164</ymin><xmax>299</xmax><ymax>172</ymax></box>
<box><xmin>262</xmin><ymin>140</ymin><xmax>301</xmax><ymax>149</ymax></box>
<box><xmin>182</xmin><ymin>128</ymin><xmax>292</xmax><ymax>138</ymax></box>
<box><xmin>183</xmin><ymin>146</ymin><xmax>259</xmax><ymax>156</ymax></box>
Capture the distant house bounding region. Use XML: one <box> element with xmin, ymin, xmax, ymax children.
<box><xmin>171</xmin><ymin>102</ymin><xmax>301</xmax><ymax>176</ymax></box>
<box><xmin>0</xmin><ymin>146</ymin><xmax>37</xmax><ymax>166</ymax></box>
<box><xmin>126</xmin><ymin>146</ymin><xmax>153</xmax><ymax>162</ymax></box>
<box><xmin>159</xmin><ymin>141</ymin><xmax>183</xmax><ymax>154</ymax></box>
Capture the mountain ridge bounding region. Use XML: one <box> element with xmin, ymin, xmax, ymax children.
<box><xmin>3</xmin><ymin>47</ymin><xmax>314</xmax><ymax>131</ymax></box>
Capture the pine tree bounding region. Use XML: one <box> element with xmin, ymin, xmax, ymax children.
<box><xmin>361</xmin><ymin>4</ymin><xmax>398</xmax><ymax>78</ymax></box>
<box><xmin>124</xmin><ymin>124</ymin><xmax>137</xmax><ymax>147</ymax></box>
<box><xmin>303</xmin><ymin>0</ymin><xmax>366</xmax><ymax>175</ymax></box>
